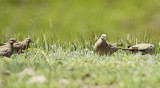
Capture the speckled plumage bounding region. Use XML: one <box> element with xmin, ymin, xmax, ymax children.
<box><xmin>13</xmin><ymin>38</ymin><xmax>32</xmax><ymax>54</ymax></box>
<box><xmin>124</xmin><ymin>43</ymin><xmax>155</xmax><ymax>55</ymax></box>
<box><xmin>0</xmin><ymin>38</ymin><xmax>16</xmax><ymax>57</ymax></box>
<box><xmin>94</xmin><ymin>34</ymin><xmax>117</xmax><ymax>56</ymax></box>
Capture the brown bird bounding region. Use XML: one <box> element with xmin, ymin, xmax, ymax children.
<box><xmin>94</xmin><ymin>34</ymin><xmax>118</xmax><ymax>56</ymax></box>
<box><xmin>13</xmin><ymin>38</ymin><xmax>32</xmax><ymax>54</ymax></box>
<box><xmin>123</xmin><ymin>43</ymin><xmax>155</xmax><ymax>55</ymax></box>
<box><xmin>0</xmin><ymin>38</ymin><xmax>16</xmax><ymax>57</ymax></box>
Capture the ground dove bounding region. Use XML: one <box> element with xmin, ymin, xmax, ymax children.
<box><xmin>13</xmin><ymin>38</ymin><xmax>32</xmax><ymax>54</ymax></box>
<box><xmin>123</xmin><ymin>43</ymin><xmax>155</xmax><ymax>55</ymax></box>
<box><xmin>0</xmin><ymin>38</ymin><xmax>16</xmax><ymax>57</ymax></box>
<box><xmin>94</xmin><ymin>34</ymin><xmax>118</xmax><ymax>56</ymax></box>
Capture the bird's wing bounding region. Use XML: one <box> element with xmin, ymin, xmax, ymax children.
<box><xmin>131</xmin><ymin>44</ymin><xmax>151</xmax><ymax>51</ymax></box>
<box><xmin>0</xmin><ymin>47</ymin><xmax>9</xmax><ymax>55</ymax></box>
<box><xmin>0</xmin><ymin>43</ymin><xmax>7</xmax><ymax>46</ymax></box>
<box><xmin>108</xmin><ymin>43</ymin><xmax>116</xmax><ymax>48</ymax></box>
<box><xmin>14</xmin><ymin>41</ymin><xmax>23</xmax><ymax>47</ymax></box>
<box><xmin>14</xmin><ymin>41</ymin><xmax>22</xmax><ymax>45</ymax></box>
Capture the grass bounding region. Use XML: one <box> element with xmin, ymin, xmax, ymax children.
<box><xmin>0</xmin><ymin>0</ymin><xmax>160</xmax><ymax>88</ymax></box>
<box><xmin>1</xmin><ymin>46</ymin><xmax>160</xmax><ymax>88</ymax></box>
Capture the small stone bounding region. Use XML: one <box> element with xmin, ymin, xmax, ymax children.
<box><xmin>27</xmin><ymin>75</ymin><xmax>47</xmax><ymax>84</ymax></box>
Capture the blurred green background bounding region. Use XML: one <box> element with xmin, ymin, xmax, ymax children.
<box><xmin>0</xmin><ymin>0</ymin><xmax>160</xmax><ymax>45</ymax></box>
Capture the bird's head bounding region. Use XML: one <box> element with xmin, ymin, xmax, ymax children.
<box><xmin>24</xmin><ymin>38</ymin><xmax>32</xmax><ymax>43</ymax></box>
<box><xmin>8</xmin><ymin>38</ymin><xmax>16</xmax><ymax>44</ymax></box>
<box><xmin>100</xmin><ymin>34</ymin><xmax>106</xmax><ymax>41</ymax></box>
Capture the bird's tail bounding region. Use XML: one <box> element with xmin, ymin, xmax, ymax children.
<box><xmin>115</xmin><ymin>47</ymin><xmax>123</xmax><ymax>51</ymax></box>
<box><xmin>121</xmin><ymin>48</ymin><xmax>131</xmax><ymax>51</ymax></box>
<box><xmin>115</xmin><ymin>48</ymin><xmax>132</xmax><ymax>51</ymax></box>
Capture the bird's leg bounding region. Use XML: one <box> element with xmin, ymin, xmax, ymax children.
<box><xmin>24</xmin><ymin>45</ymin><xmax>28</xmax><ymax>52</ymax></box>
<box><xmin>18</xmin><ymin>49</ymin><xmax>23</xmax><ymax>54</ymax></box>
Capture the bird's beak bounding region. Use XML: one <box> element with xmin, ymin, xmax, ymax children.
<box><xmin>13</xmin><ymin>41</ymin><xmax>16</xmax><ymax>43</ymax></box>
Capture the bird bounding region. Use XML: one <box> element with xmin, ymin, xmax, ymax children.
<box><xmin>13</xmin><ymin>38</ymin><xmax>32</xmax><ymax>54</ymax></box>
<box><xmin>0</xmin><ymin>38</ymin><xmax>16</xmax><ymax>57</ymax></box>
<box><xmin>123</xmin><ymin>43</ymin><xmax>155</xmax><ymax>55</ymax></box>
<box><xmin>94</xmin><ymin>34</ymin><xmax>118</xmax><ymax>56</ymax></box>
